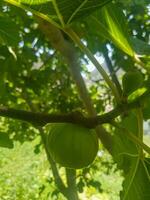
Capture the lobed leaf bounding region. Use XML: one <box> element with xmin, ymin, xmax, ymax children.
<box><xmin>121</xmin><ymin>159</ymin><xmax>150</xmax><ymax>200</ymax></box>
<box><xmin>91</xmin><ymin>3</ymin><xmax>134</xmax><ymax>57</ymax></box>
<box><xmin>112</xmin><ymin>112</ymin><xmax>150</xmax><ymax>199</ymax></box>
<box><xmin>13</xmin><ymin>0</ymin><xmax>112</xmax><ymax>24</ymax></box>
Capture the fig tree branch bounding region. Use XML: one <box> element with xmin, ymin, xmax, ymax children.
<box><xmin>38</xmin><ymin>126</ymin><xmax>68</xmax><ymax>196</ymax></box>
<box><xmin>0</xmin><ymin>89</ymin><xmax>149</xmax><ymax>127</ymax></box>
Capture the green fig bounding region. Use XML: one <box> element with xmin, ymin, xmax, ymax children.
<box><xmin>122</xmin><ymin>71</ymin><xmax>143</xmax><ymax>96</ymax></box>
<box><xmin>47</xmin><ymin>123</ymin><xmax>98</xmax><ymax>169</ymax></box>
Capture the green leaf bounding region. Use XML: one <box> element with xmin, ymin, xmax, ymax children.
<box><xmin>121</xmin><ymin>159</ymin><xmax>150</xmax><ymax>200</ymax></box>
<box><xmin>130</xmin><ymin>37</ymin><xmax>150</xmax><ymax>56</ymax></box>
<box><xmin>128</xmin><ymin>87</ymin><xmax>147</xmax><ymax>102</ymax></box>
<box><xmin>112</xmin><ymin>113</ymin><xmax>150</xmax><ymax>200</ymax></box>
<box><xmin>14</xmin><ymin>0</ymin><xmax>112</xmax><ymax>24</ymax></box>
<box><xmin>91</xmin><ymin>3</ymin><xmax>134</xmax><ymax>57</ymax></box>
<box><xmin>0</xmin><ymin>132</ymin><xmax>14</xmax><ymax>148</ymax></box>
<box><xmin>112</xmin><ymin>112</ymin><xmax>139</xmax><ymax>170</ymax></box>
<box><xmin>0</xmin><ymin>16</ymin><xmax>20</xmax><ymax>46</ymax></box>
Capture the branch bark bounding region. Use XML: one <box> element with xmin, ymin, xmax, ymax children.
<box><xmin>0</xmin><ymin>89</ymin><xmax>149</xmax><ymax>127</ymax></box>
<box><xmin>38</xmin><ymin>127</ymin><xmax>69</xmax><ymax>197</ymax></box>
<box><xmin>65</xmin><ymin>169</ymin><xmax>79</xmax><ymax>200</ymax></box>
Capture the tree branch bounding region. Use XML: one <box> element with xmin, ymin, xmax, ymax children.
<box><xmin>65</xmin><ymin>168</ymin><xmax>79</xmax><ymax>200</ymax></box>
<box><xmin>0</xmin><ymin>89</ymin><xmax>149</xmax><ymax>128</ymax></box>
<box><xmin>38</xmin><ymin>126</ymin><xmax>68</xmax><ymax>196</ymax></box>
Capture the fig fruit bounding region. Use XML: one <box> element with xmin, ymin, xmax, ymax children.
<box><xmin>47</xmin><ymin>123</ymin><xmax>98</xmax><ymax>169</ymax></box>
<box><xmin>122</xmin><ymin>71</ymin><xmax>143</xmax><ymax>96</ymax></box>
